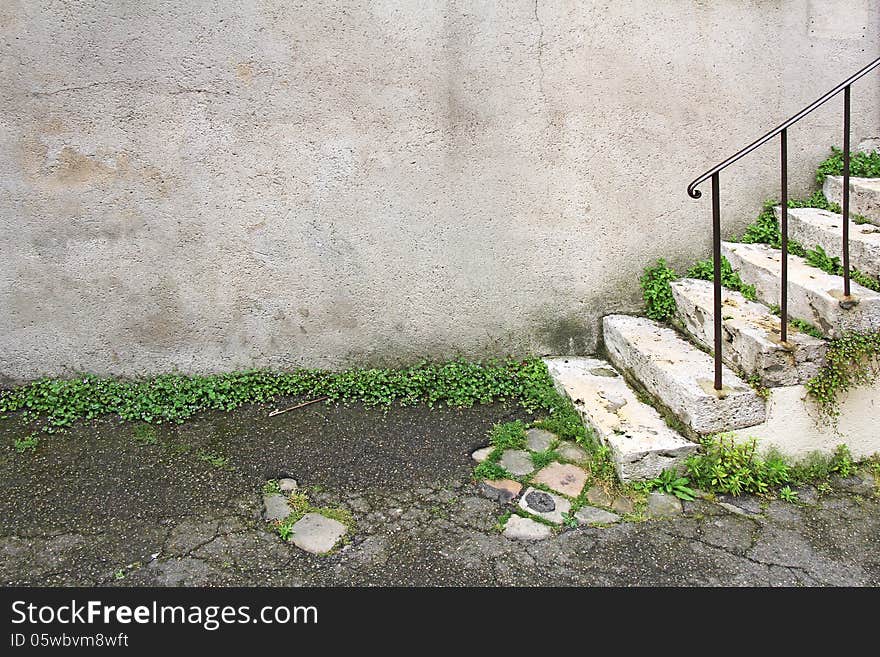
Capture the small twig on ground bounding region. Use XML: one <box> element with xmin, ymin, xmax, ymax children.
<box><xmin>268</xmin><ymin>397</ymin><xmax>329</xmax><ymax>417</ymax></box>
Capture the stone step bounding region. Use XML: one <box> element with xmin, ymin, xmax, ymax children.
<box><xmin>823</xmin><ymin>176</ymin><xmax>880</xmax><ymax>226</ymax></box>
<box><xmin>721</xmin><ymin>241</ymin><xmax>880</xmax><ymax>338</ymax></box>
<box><xmin>777</xmin><ymin>205</ymin><xmax>880</xmax><ymax>276</ymax></box>
<box><xmin>602</xmin><ymin>314</ymin><xmax>766</xmax><ymax>435</ymax></box>
<box><xmin>670</xmin><ymin>278</ymin><xmax>826</xmax><ymax>387</ymax></box>
<box><xmin>543</xmin><ymin>356</ymin><xmax>698</xmax><ymax>481</ymax></box>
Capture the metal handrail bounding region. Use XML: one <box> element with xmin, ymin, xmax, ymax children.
<box><xmin>687</xmin><ymin>55</ymin><xmax>880</xmax><ymax>391</ymax></box>
<box><xmin>687</xmin><ymin>56</ymin><xmax>880</xmax><ymax>199</ymax></box>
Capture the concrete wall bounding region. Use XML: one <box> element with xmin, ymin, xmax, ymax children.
<box><xmin>1</xmin><ymin>1</ymin><xmax>879</xmax><ymax>381</ymax></box>
<box><xmin>732</xmin><ymin>383</ymin><xmax>880</xmax><ymax>461</ymax></box>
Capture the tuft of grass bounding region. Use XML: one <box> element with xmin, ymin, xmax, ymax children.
<box><xmin>14</xmin><ymin>434</ymin><xmax>39</xmax><ymax>453</ymax></box>
<box><xmin>473</xmin><ymin>460</ymin><xmax>511</xmax><ymax>481</ymax></box>
<box><xmin>791</xmin><ymin>318</ymin><xmax>825</xmax><ymax>340</ymax></box>
<box><xmin>488</xmin><ymin>421</ymin><xmax>527</xmax><ymax>450</ymax></box>
<box><xmin>686</xmin><ymin>256</ymin><xmax>757</xmax><ymax>301</ymax></box>
<box><xmin>530</xmin><ymin>450</ymin><xmax>556</xmax><ymax>470</ymax></box>
<box><xmin>196</xmin><ymin>450</ymin><xmax>230</xmax><ymax>469</ymax></box>
<box><xmin>686</xmin><ymin>435</ymin><xmax>791</xmax><ymax>496</ymax></box>
<box><xmin>132</xmin><ymin>423</ymin><xmax>158</xmax><ymax>445</ymax></box>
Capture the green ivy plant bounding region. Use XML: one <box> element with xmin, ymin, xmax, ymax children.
<box><xmin>0</xmin><ymin>358</ymin><xmax>571</xmax><ymax>433</ymax></box>
<box><xmin>816</xmin><ymin>147</ymin><xmax>880</xmax><ymax>184</ymax></box>
<box><xmin>805</xmin><ymin>331</ymin><xmax>880</xmax><ymax>422</ymax></box>
<box><xmin>640</xmin><ymin>259</ymin><xmax>677</xmax><ymax>321</ymax></box>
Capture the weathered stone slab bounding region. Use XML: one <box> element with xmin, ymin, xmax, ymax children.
<box><xmin>602</xmin><ymin>315</ymin><xmax>766</xmax><ymax>435</ymax></box>
<box><xmin>857</xmin><ymin>137</ymin><xmax>880</xmax><ymax>154</ymax></box>
<box><xmin>526</xmin><ymin>428</ymin><xmax>555</xmax><ymax>452</ymax></box>
<box><xmin>556</xmin><ymin>440</ymin><xmax>589</xmax><ymax>462</ymax></box>
<box><xmin>544</xmin><ymin>356</ymin><xmax>698</xmax><ymax>481</ymax></box>
<box><xmin>611</xmin><ymin>497</ymin><xmax>634</xmax><ymax>515</ymax></box>
<box><xmin>645</xmin><ymin>492</ymin><xmax>682</xmax><ymax>517</ymax></box>
<box><xmin>288</xmin><ymin>512</ymin><xmax>347</xmax><ymax>554</ymax></box>
<box><xmin>262</xmin><ymin>494</ymin><xmax>292</xmax><ymax>522</ymax></box>
<box><xmin>532</xmin><ymin>462</ymin><xmax>589</xmax><ymax>498</ymax></box>
<box><xmin>471</xmin><ymin>447</ymin><xmax>493</xmax><ymax>463</ymax></box>
<box><xmin>574</xmin><ymin>506</ymin><xmax>620</xmax><ymax>525</ymax></box>
<box><xmin>824</xmin><ymin>175</ymin><xmax>880</xmax><ymax>226</ymax></box>
<box><xmin>499</xmin><ymin>449</ymin><xmax>534</xmax><ymax>476</ymax></box>
<box><xmin>279</xmin><ymin>478</ymin><xmax>298</xmax><ymax>493</ymax></box>
<box><xmin>722</xmin><ymin>241</ymin><xmax>880</xmax><ymax>337</ymax></box>
<box><xmin>518</xmin><ymin>487</ymin><xmax>571</xmax><ymax>525</ymax></box>
<box><xmin>780</xmin><ymin>205</ymin><xmax>880</xmax><ymax>276</ymax></box>
<box><xmin>671</xmin><ymin>278</ymin><xmax>826</xmax><ymax>387</ymax></box>
<box><xmin>585</xmin><ymin>485</ymin><xmax>613</xmax><ymax>507</ymax></box>
<box><xmin>479</xmin><ymin>478</ymin><xmax>523</xmax><ymax>503</ymax></box>
<box><xmin>503</xmin><ymin>515</ymin><xmax>552</xmax><ymax>540</ymax></box>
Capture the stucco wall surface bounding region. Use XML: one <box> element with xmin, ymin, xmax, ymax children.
<box><xmin>1</xmin><ymin>1</ymin><xmax>879</xmax><ymax>380</ymax></box>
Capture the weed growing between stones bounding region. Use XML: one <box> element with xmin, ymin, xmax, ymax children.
<box><xmin>263</xmin><ymin>479</ymin><xmax>282</xmax><ymax>495</ymax></box>
<box><xmin>474</xmin><ymin>382</ymin><xmax>646</xmax><ymax>531</ymax></box>
<box><xmin>816</xmin><ymin>146</ymin><xmax>880</xmax><ymax>184</ymax></box>
<box><xmin>640</xmin><ymin>469</ymin><xmax>696</xmax><ymax>501</ymax></box>
<box><xmin>685</xmin><ymin>256</ymin><xmax>757</xmax><ymax>301</ymax></box>
<box><xmin>685</xmin><ymin>434</ymin><xmax>858</xmax><ymax>497</ymax></box>
<box><xmin>271</xmin><ymin>488</ymin><xmax>354</xmax><ymax>549</ymax></box>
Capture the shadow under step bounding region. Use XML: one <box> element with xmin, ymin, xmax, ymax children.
<box><xmin>722</xmin><ymin>241</ymin><xmax>880</xmax><ymax>337</ymax></box>
<box><xmin>602</xmin><ymin>314</ymin><xmax>767</xmax><ymax>435</ymax></box>
<box><xmin>543</xmin><ymin>356</ymin><xmax>698</xmax><ymax>481</ymax></box>
<box><xmin>824</xmin><ymin>175</ymin><xmax>880</xmax><ymax>227</ymax></box>
<box><xmin>671</xmin><ymin>278</ymin><xmax>826</xmax><ymax>387</ymax></box>
<box><xmin>777</xmin><ymin>205</ymin><xmax>880</xmax><ymax>276</ymax></box>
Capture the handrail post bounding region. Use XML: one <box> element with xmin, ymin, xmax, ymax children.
<box><xmin>712</xmin><ymin>172</ymin><xmax>722</xmax><ymax>390</ymax></box>
<box><xmin>780</xmin><ymin>129</ymin><xmax>788</xmax><ymax>343</ymax></box>
<box><xmin>843</xmin><ymin>84</ymin><xmax>851</xmax><ymax>297</ymax></box>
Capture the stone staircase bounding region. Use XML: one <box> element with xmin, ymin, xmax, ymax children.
<box><xmin>546</xmin><ymin>163</ymin><xmax>880</xmax><ymax>482</ymax></box>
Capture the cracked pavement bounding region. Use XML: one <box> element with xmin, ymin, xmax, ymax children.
<box><xmin>2</xmin><ymin>401</ymin><xmax>879</xmax><ymax>586</ymax></box>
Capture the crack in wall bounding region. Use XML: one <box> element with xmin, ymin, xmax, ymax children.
<box><xmin>533</xmin><ymin>0</ymin><xmax>546</xmax><ymax>102</ymax></box>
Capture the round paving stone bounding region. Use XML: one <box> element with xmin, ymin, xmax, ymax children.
<box><xmin>525</xmin><ymin>490</ymin><xmax>556</xmax><ymax>513</ymax></box>
<box><xmin>499</xmin><ymin>449</ymin><xmax>535</xmax><ymax>476</ymax></box>
<box><xmin>526</xmin><ymin>428</ymin><xmax>555</xmax><ymax>452</ymax></box>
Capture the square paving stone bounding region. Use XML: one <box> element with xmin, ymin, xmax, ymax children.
<box><xmin>556</xmin><ymin>441</ymin><xmax>589</xmax><ymax>462</ymax></box>
<box><xmin>289</xmin><ymin>513</ymin><xmax>347</xmax><ymax>554</ymax></box>
<box><xmin>645</xmin><ymin>492</ymin><xmax>682</xmax><ymax>518</ymax></box>
<box><xmin>499</xmin><ymin>449</ymin><xmax>534</xmax><ymax>476</ymax></box>
<box><xmin>518</xmin><ymin>487</ymin><xmax>571</xmax><ymax>525</ymax></box>
<box><xmin>503</xmin><ymin>515</ymin><xmax>552</xmax><ymax>540</ymax></box>
<box><xmin>585</xmin><ymin>485</ymin><xmax>613</xmax><ymax>508</ymax></box>
<box><xmin>575</xmin><ymin>506</ymin><xmax>620</xmax><ymax>525</ymax></box>
<box><xmin>262</xmin><ymin>494</ymin><xmax>292</xmax><ymax>522</ymax></box>
<box><xmin>479</xmin><ymin>478</ymin><xmax>523</xmax><ymax>503</ymax></box>
<box><xmin>526</xmin><ymin>428</ymin><xmax>555</xmax><ymax>452</ymax></box>
<box><xmin>532</xmin><ymin>462</ymin><xmax>589</xmax><ymax>497</ymax></box>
